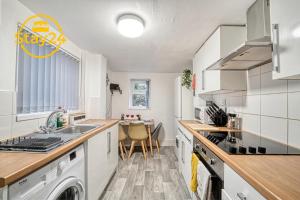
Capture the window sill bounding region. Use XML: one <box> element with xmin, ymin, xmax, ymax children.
<box><xmin>16</xmin><ymin>112</ymin><xmax>51</xmax><ymax>122</ymax></box>
<box><xmin>128</xmin><ymin>107</ymin><xmax>150</xmax><ymax>110</ymax></box>
<box><xmin>16</xmin><ymin>110</ymin><xmax>81</xmax><ymax>122</ymax></box>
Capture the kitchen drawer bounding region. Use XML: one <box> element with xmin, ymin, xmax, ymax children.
<box><xmin>177</xmin><ymin>123</ymin><xmax>193</xmax><ymax>142</ymax></box>
<box><xmin>224</xmin><ymin>164</ymin><xmax>266</xmax><ymax>200</ymax></box>
<box><xmin>222</xmin><ymin>189</ymin><xmax>232</xmax><ymax>200</ymax></box>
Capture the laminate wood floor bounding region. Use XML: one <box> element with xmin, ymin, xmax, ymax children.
<box><xmin>100</xmin><ymin>146</ymin><xmax>191</xmax><ymax>200</ymax></box>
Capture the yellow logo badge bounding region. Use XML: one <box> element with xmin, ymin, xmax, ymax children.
<box><xmin>16</xmin><ymin>14</ymin><xmax>66</xmax><ymax>59</ymax></box>
<box><xmin>32</xmin><ymin>20</ymin><xmax>50</xmax><ymax>33</ymax></box>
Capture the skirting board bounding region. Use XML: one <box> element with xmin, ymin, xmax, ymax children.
<box><xmin>160</xmin><ymin>139</ymin><xmax>175</xmax><ymax>147</ymax></box>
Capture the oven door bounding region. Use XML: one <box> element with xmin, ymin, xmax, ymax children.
<box><xmin>193</xmin><ymin>151</ymin><xmax>223</xmax><ymax>200</ymax></box>
<box><xmin>47</xmin><ymin>177</ymin><xmax>85</xmax><ymax>200</ymax></box>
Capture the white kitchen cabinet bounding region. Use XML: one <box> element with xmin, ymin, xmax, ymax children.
<box><xmin>224</xmin><ymin>164</ymin><xmax>266</xmax><ymax>200</ymax></box>
<box><xmin>193</xmin><ymin>25</ymin><xmax>247</xmax><ymax>95</ymax></box>
<box><xmin>0</xmin><ymin>186</ymin><xmax>8</xmax><ymax>200</ymax></box>
<box><xmin>86</xmin><ymin>124</ymin><xmax>118</xmax><ymax>200</ymax></box>
<box><xmin>270</xmin><ymin>0</ymin><xmax>300</xmax><ymax>79</ymax></box>
<box><xmin>177</xmin><ymin>123</ymin><xmax>193</xmax><ymax>196</ymax></box>
<box><xmin>106</xmin><ymin>125</ymin><xmax>118</xmax><ymax>175</ymax></box>
<box><xmin>193</xmin><ymin>46</ymin><xmax>204</xmax><ymax>95</ymax></box>
<box><xmin>222</xmin><ymin>189</ymin><xmax>232</xmax><ymax>200</ymax></box>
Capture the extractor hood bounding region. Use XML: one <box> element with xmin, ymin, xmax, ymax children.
<box><xmin>208</xmin><ymin>0</ymin><xmax>272</xmax><ymax>70</ymax></box>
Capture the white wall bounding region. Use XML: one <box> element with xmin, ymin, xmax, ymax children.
<box><xmin>199</xmin><ymin>63</ymin><xmax>300</xmax><ymax>148</ymax></box>
<box><xmin>0</xmin><ymin>0</ymin><xmax>107</xmax><ymax>139</ymax></box>
<box><xmin>111</xmin><ymin>72</ymin><xmax>179</xmax><ymax>146</ymax></box>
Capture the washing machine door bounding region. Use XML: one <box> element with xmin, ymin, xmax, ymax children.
<box><xmin>47</xmin><ymin>177</ymin><xmax>85</xmax><ymax>200</ymax></box>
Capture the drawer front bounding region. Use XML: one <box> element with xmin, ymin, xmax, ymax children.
<box><xmin>178</xmin><ymin>123</ymin><xmax>193</xmax><ymax>142</ymax></box>
<box><xmin>222</xmin><ymin>189</ymin><xmax>232</xmax><ymax>200</ymax></box>
<box><xmin>224</xmin><ymin>164</ymin><xmax>266</xmax><ymax>200</ymax></box>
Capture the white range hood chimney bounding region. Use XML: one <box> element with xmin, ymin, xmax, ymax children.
<box><xmin>208</xmin><ymin>0</ymin><xmax>272</xmax><ymax>70</ymax></box>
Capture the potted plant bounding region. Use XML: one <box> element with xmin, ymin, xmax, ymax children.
<box><xmin>181</xmin><ymin>69</ymin><xmax>192</xmax><ymax>89</ymax></box>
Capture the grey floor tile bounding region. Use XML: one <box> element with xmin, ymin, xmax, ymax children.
<box><xmin>100</xmin><ymin>147</ymin><xmax>191</xmax><ymax>200</ymax></box>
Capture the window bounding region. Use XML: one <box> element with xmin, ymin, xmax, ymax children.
<box><xmin>17</xmin><ymin>30</ymin><xmax>80</xmax><ymax>115</ymax></box>
<box><xmin>129</xmin><ymin>79</ymin><xmax>150</xmax><ymax>109</ymax></box>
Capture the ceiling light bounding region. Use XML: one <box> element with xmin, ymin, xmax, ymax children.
<box><xmin>117</xmin><ymin>14</ymin><xmax>144</xmax><ymax>38</ymax></box>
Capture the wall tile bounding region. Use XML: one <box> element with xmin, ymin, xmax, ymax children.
<box><xmin>242</xmin><ymin>114</ymin><xmax>260</xmax><ymax>135</ymax></box>
<box><xmin>0</xmin><ymin>91</ymin><xmax>13</xmax><ymax>116</ymax></box>
<box><xmin>247</xmin><ymin>75</ymin><xmax>260</xmax><ymax>95</ymax></box>
<box><xmin>261</xmin><ymin>93</ymin><xmax>287</xmax><ymax>118</ymax></box>
<box><xmin>0</xmin><ymin>115</ymin><xmax>12</xmax><ymax>139</ymax></box>
<box><xmin>12</xmin><ymin>92</ymin><xmax>17</xmax><ymax>115</ymax></box>
<box><xmin>288</xmin><ymin>119</ymin><xmax>300</xmax><ymax>149</ymax></box>
<box><xmin>242</xmin><ymin>95</ymin><xmax>260</xmax><ymax>115</ymax></box>
<box><xmin>260</xmin><ymin>63</ymin><xmax>273</xmax><ymax>74</ymax></box>
<box><xmin>11</xmin><ymin>116</ymin><xmax>39</xmax><ymax>137</ymax></box>
<box><xmin>288</xmin><ymin>92</ymin><xmax>300</xmax><ymax>120</ymax></box>
<box><xmin>228</xmin><ymin>96</ymin><xmax>243</xmax><ymax>114</ymax></box>
<box><xmin>248</xmin><ymin>66</ymin><xmax>260</xmax><ymax>77</ymax></box>
<box><xmin>288</xmin><ymin>80</ymin><xmax>300</xmax><ymax>93</ymax></box>
<box><xmin>261</xmin><ymin>116</ymin><xmax>287</xmax><ymax>144</ymax></box>
<box><xmin>261</xmin><ymin>72</ymin><xmax>287</xmax><ymax>94</ymax></box>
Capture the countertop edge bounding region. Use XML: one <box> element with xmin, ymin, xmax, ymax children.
<box><xmin>0</xmin><ymin>119</ymin><xmax>119</xmax><ymax>187</ymax></box>
<box><xmin>179</xmin><ymin>120</ymin><xmax>281</xmax><ymax>200</ymax></box>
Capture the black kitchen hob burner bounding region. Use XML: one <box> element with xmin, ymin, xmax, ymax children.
<box><xmin>0</xmin><ymin>137</ymin><xmax>63</xmax><ymax>152</ymax></box>
<box><xmin>198</xmin><ymin>130</ymin><xmax>300</xmax><ymax>155</ymax></box>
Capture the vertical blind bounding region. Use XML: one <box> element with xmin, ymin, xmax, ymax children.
<box><xmin>17</xmin><ymin>31</ymin><xmax>80</xmax><ymax>114</ymax></box>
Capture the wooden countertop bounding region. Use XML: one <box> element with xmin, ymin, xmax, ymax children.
<box><xmin>180</xmin><ymin>120</ymin><xmax>300</xmax><ymax>200</ymax></box>
<box><xmin>182</xmin><ymin>120</ymin><xmax>241</xmax><ymax>132</ymax></box>
<box><xmin>0</xmin><ymin>119</ymin><xmax>119</xmax><ymax>187</ymax></box>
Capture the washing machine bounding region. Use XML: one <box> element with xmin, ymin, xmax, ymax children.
<box><xmin>8</xmin><ymin>144</ymin><xmax>85</xmax><ymax>200</ymax></box>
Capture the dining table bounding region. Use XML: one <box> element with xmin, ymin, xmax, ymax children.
<box><xmin>119</xmin><ymin>119</ymin><xmax>155</xmax><ymax>156</ymax></box>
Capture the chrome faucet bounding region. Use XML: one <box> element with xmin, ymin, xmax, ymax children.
<box><xmin>40</xmin><ymin>108</ymin><xmax>67</xmax><ymax>133</ymax></box>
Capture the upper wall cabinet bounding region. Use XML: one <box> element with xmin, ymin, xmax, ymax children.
<box><xmin>202</xmin><ymin>25</ymin><xmax>247</xmax><ymax>69</ymax></box>
<box><xmin>193</xmin><ymin>25</ymin><xmax>247</xmax><ymax>95</ymax></box>
<box><xmin>271</xmin><ymin>0</ymin><xmax>300</xmax><ymax>79</ymax></box>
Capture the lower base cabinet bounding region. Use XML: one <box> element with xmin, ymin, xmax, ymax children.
<box><xmin>86</xmin><ymin>124</ymin><xmax>118</xmax><ymax>200</ymax></box>
<box><xmin>224</xmin><ymin>164</ymin><xmax>265</xmax><ymax>200</ymax></box>
<box><xmin>177</xmin><ymin>123</ymin><xmax>193</xmax><ymax>197</ymax></box>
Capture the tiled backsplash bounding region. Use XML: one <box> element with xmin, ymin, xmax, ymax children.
<box><xmin>0</xmin><ymin>91</ymin><xmax>43</xmax><ymax>139</ymax></box>
<box><xmin>209</xmin><ymin>63</ymin><xmax>300</xmax><ymax>148</ymax></box>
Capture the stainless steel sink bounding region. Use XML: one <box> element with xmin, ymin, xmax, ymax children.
<box><xmin>57</xmin><ymin>125</ymin><xmax>99</xmax><ymax>134</ymax></box>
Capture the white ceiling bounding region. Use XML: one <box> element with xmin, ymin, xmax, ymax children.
<box><xmin>19</xmin><ymin>0</ymin><xmax>255</xmax><ymax>73</ymax></box>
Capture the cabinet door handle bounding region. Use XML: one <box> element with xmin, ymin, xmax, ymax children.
<box><xmin>202</xmin><ymin>70</ymin><xmax>205</xmax><ymax>90</ymax></box>
<box><xmin>272</xmin><ymin>24</ymin><xmax>280</xmax><ymax>73</ymax></box>
<box><xmin>237</xmin><ymin>192</ymin><xmax>247</xmax><ymax>200</ymax></box>
<box><xmin>178</xmin><ymin>128</ymin><xmax>183</xmax><ymax>134</ymax></box>
<box><xmin>181</xmin><ymin>141</ymin><xmax>185</xmax><ymax>164</ymax></box>
<box><xmin>107</xmin><ymin>132</ymin><xmax>111</xmax><ymax>154</ymax></box>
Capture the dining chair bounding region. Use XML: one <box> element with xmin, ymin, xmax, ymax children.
<box><xmin>151</xmin><ymin>122</ymin><xmax>162</xmax><ymax>154</ymax></box>
<box><xmin>118</xmin><ymin>125</ymin><xmax>127</xmax><ymax>160</ymax></box>
<box><xmin>128</xmin><ymin>122</ymin><xmax>148</xmax><ymax>160</ymax></box>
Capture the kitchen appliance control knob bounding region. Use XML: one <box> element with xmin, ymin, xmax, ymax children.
<box><xmin>210</xmin><ymin>159</ymin><xmax>216</xmax><ymax>165</ymax></box>
<box><xmin>58</xmin><ymin>160</ymin><xmax>68</xmax><ymax>172</ymax></box>
<box><xmin>239</xmin><ymin>146</ymin><xmax>247</xmax><ymax>154</ymax></box>
<box><xmin>228</xmin><ymin>137</ymin><xmax>236</xmax><ymax>143</ymax></box>
<box><xmin>258</xmin><ymin>146</ymin><xmax>266</xmax><ymax>154</ymax></box>
<box><xmin>195</xmin><ymin>144</ymin><xmax>201</xmax><ymax>149</ymax></box>
<box><xmin>248</xmin><ymin>146</ymin><xmax>256</xmax><ymax>154</ymax></box>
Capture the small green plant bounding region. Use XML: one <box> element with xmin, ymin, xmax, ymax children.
<box><xmin>181</xmin><ymin>69</ymin><xmax>192</xmax><ymax>89</ymax></box>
